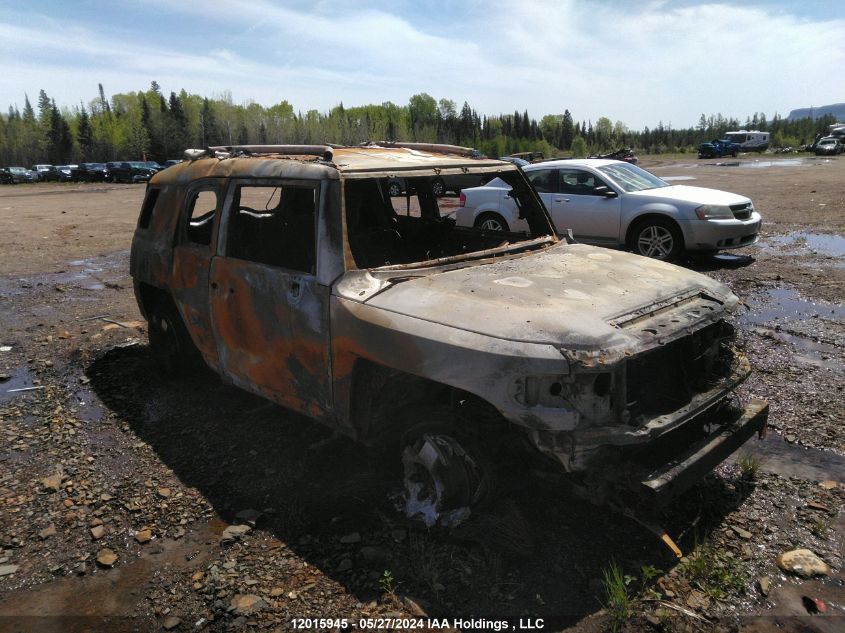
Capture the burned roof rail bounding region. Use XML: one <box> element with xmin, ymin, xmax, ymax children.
<box><xmin>363</xmin><ymin>141</ymin><xmax>480</xmax><ymax>158</ymax></box>
<box><xmin>189</xmin><ymin>145</ymin><xmax>334</xmax><ymax>161</ymax></box>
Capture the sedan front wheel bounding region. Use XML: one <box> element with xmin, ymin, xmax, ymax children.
<box><xmin>629</xmin><ymin>218</ymin><xmax>682</xmax><ymax>261</ymax></box>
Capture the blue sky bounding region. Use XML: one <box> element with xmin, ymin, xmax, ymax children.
<box><xmin>2</xmin><ymin>0</ymin><xmax>843</xmax><ymax>129</ymax></box>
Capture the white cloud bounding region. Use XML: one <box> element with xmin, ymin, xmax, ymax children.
<box><xmin>1</xmin><ymin>1</ymin><xmax>843</xmax><ymax>128</ymax></box>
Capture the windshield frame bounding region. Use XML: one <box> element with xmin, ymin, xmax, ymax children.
<box><xmin>343</xmin><ymin>167</ymin><xmax>558</xmax><ymax>272</ymax></box>
<box><xmin>597</xmin><ymin>162</ymin><xmax>669</xmax><ymax>193</ymax></box>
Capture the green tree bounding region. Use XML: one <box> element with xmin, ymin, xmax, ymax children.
<box><xmin>77</xmin><ymin>105</ymin><xmax>94</xmax><ymax>160</ymax></box>
<box><xmin>571</xmin><ymin>135</ymin><xmax>588</xmax><ymax>157</ymax></box>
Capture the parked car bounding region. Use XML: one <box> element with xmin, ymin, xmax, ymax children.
<box><xmin>108</xmin><ymin>161</ymin><xmax>156</xmax><ymax>183</ymax></box>
<box><xmin>130</xmin><ymin>142</ymin><xmax>767</xmax><ymax>528</ymax></box>
<box><xmin>55</xmin><ymin>165</ymin><xmax>76</xmax><ymax>182</ymax></box>
<box><xmin>456</xmin><ymin>159</ymin><xmax>761</xmax><ymax>260</ymax></box>
<box><xmin>0</xmin><ymin>168</ymin><xmax>13</xmax><ymax>184</ymax></box>
<box><xmin>142</xmin><ymin>161</ymin><xmax>165</xmax><ymax>172</ymax></box>
<box><xmin>162</xmin><ymin>159</ymin><xmax>182</xmax><ymax>168</ymax></box>
<box><xmin>387</xmin><ymin>170</ymin><xmax>489</xmax><ymax>197</ymax></box>
<box><xmin>508</xmin><ymin>151</ymin><xmax>545</xmax><ymax>162</ymax></box>
<box><xmin>814</xmin><ymin>136</ymin><xmax>843</xmax><ymax>156</ymax></box>
<box><xmin>71</xmin><ymin>163</ymin><xmax>111</xmax><ymax>182</ymax></box>
<box><xmin>32</xmin><ymin>164</ymin><xmax>60</xmax><ymax>182</ymax></box>
<box><xmin>590</xmin><ymin>147</ymin><xmax>639</xmax><ymax>164</ymax></box>
<box><xmin>498</xmin><ymin>156</ymin><xmax>530</xmax><ymax>167</ymax></box>
<box><xmin>5</xmin><ymin>166</ymin><xmax>40</xmax><ymax>183</ymax></box>
<box><xmin>698</xmin><ymin>139</ymin><xmax>740</xmax><ymax>159</ymax></box>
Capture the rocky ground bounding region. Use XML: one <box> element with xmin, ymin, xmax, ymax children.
<box><xmin>0</xmin><ymin>155</ymin><xmax>843</xmax><ymax>632</ymax></box>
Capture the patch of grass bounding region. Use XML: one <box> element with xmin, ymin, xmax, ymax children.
<box><xmin>810</xmin><ymin>517</ymin><xmax>829</xmax><ymax>538</ymax></box>
<box><xmin>640</xmin><ymin>564</ymin><xmax>663</xmax><ymax>583</ymax></box>
<box><xmin>379</xmin><ymin>569</ymin><xmax>396</xmax><ymax>595</ymax></box>
<box><xmin>681</xmin><ymin>538</ymin><xmax>747</xmax><ymax>600</ymax></box>
<box><xmin>602</xmin><ymin>561</ymin><xmax>634</xmax><ymax>632</ymax></box>
<box><xmin>737</xmin><ymin>454</ymin><xmax>760</xmax><ymax>480</ymax></box>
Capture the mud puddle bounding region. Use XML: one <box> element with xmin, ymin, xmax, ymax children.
<box><xmin>744</xmin><ymin>578</ymin><xmax>845</xmax><ymax>633</ymax></box>
<box><xmin>764</xmin><ymin>232</ymin><xmax>845</xmax><ymax>258</ymax></box>
<box><xmin>0</xmin><ymin>251</ymin><xmax>129</xmax><ymax>298</ymax></box>
<box><xmin>733</xmin><ymin>434</ymin><xmax>845</xmax><ymax>482</ymax></box>
<box><xmin>0</xmin><ymin>521</ymin><xmax>218</xmax><ymax>632</ymax></box>
<box><xmin>740</xmin><ymin>287</ymin><xmax>845</xmax><ymax>327</ymax></box>
<box><xmin>750</xmin><ymin>327</ymin><xmax>840</xmax><ymax>369</ymax></box>
<box><xmin>0</xmin><ymin>365</ymin><xmax>39</xmax><ymax>404</ymax></box>
<box><xmin>734</xmin><ymin>159</ymin><xmax>806</xmax><ymax>168</ymax></box>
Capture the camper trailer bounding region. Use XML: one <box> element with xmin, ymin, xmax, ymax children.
<box><xmin>725</xmin><ymin>131</ymin><xmax>770</xmax><ymax>152</ymax></box>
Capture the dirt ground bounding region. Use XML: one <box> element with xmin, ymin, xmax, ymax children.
<box><xmin>0</xmin><ymin>155</ymin><xmax>843</xmax><ymax>632</ymax></box>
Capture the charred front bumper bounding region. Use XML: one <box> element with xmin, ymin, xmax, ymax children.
<box><xmin>639</xmin><ymin>399</ymin><xmax>768</xmax><ymax>506</ymax></box>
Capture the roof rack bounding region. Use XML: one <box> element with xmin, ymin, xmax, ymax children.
<box><xmin>363</xmin><ymin>141</ymin><xmax>479</xmax><ymax>158</ymax></box>
<box><xmin>185</xmin><ymin>145</ymin><xmax>334</xmax><ymax>161</ymax></box>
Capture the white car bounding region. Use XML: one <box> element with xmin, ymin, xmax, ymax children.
<box><xmin>457</xmin><ymin>159</ymin><xmax>762</xmax><ymax>260</ymax></box>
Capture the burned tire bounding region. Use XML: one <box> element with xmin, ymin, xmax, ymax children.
<box><xmin>147</xmin><ymin>299</ymin><xmax>201</xmax><ymax>373</ymax></box>
<box><xmin>474</xmin><ymin>212</ymin><xmax>510</xmax><ymax>232</ymax></box>
<box><xmin>628</xmin><ymin>217</ymin><xmax>683</xmax><ymax>261</ymax></box>
<box><xmin>399</xmin><ymin>406</ymin><xmax>493</xmax><ymax>527</ymax></box>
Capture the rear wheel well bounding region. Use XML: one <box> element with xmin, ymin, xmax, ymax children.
<box><xmin>136</xmin><ymin>282</ymin><xmax>175</xmax><ymax>319</ymax></box>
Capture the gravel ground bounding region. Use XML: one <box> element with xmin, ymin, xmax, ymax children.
<box><xmin>0</xmin><ymin>155</ymin><xmax>843</xmax><ymax>632</ymax></box>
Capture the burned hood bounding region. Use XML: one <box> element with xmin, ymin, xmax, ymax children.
<box><xmin>340</xmin><ymin>243</ymin><xmax>739</xmax><ymax>357</ymax></box>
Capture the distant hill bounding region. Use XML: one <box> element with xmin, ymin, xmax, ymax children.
<box><xmin>787</xmin><ymin>103</ymin><xmax>845</xmax><ymax>122</ymax></box>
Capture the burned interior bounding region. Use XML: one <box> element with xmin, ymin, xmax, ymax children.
<box><xmin>345</xmin><ymin>171</ymin><xmax>552</xmax><ymax>269</ymax></box>
<box><xmin>227</xmin><ymin>184</ymin><xmax>317</xmax><ymax>274</ymax></box>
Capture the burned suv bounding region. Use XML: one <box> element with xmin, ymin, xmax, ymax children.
<box><xmin>131</xmin><ymin>142</ymin><xmax>767</xmax><ymax>529</ymax></box>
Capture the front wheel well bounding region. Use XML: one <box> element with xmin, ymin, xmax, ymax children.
<box><xmin>625</xmin><ymin>213</ymin><xmax>683</xmax><ymax>246</ymax></box>
<box><xmin>349</xmin><ymin>359</ymin><xmax>512</xmax><ymax>446</ymax></box>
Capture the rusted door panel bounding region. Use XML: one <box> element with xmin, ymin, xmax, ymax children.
<box><xmin>209</xmin><ymin>257</ymin><xmax>332</xmax><ymax>418</ymax></box>
<box><xmin>171</xmin><ymin>244</ymin><xmax>218</xmax><ymax>367</ymax></box>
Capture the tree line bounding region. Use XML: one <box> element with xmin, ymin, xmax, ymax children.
<box><xmin>0</xmin><ymin>81</ymin><xmax>838</xmax><ymax>166</ymax></box>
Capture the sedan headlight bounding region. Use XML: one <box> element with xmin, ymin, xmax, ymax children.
<box><xmin>695</xmin><ymin>204</ymin><xmax>733</xmax><ymax>220</ymax></box>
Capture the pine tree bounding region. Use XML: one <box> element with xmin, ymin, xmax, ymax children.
<box><xmin>98</xmin><ymin>83</ymin><xmax>111</xmax><ymax>117</ymax></box>
<box><xmin>77</xmin><ymin>104</ymin><xmax>94</xmax><ymax>160</ymax></box>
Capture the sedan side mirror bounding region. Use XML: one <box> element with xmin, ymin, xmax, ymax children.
<box><xmin>594</xmin><ymin>186</ymin><xmax>618</xmax><ymax>198</ymax></box>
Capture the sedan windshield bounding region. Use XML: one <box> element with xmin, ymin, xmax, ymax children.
<box><xmin>597</xmin><ymin>163</ymin><xmax>669</xmax><ymax>192</ymax></box>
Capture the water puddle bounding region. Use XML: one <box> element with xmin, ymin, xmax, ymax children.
<box><xmin>70</xmin><ymin>384</ymin><xmax>106</xmax><ymax>424</ymax></box>
<box><xmin>0</xmin><ymin>366</ymin><xmax>40</xmax><ymax>405</ymax></box>
<box><xmin>662</xmin><ymin>175</ymin><xmax>696</xmax><ymax>181</ymax></box>
<box><xmin>733</xmin><ymin>434</ymin><xmax>845</xmax><ymax>482</ymax></box>
<box><xmin>735</xmin><ymin>159</ymin><xmax>806</xmax><ymax>168</ymax></box>
<box><xmin>740</xmin><ymin>287</ymin><xmax>845</xmax><ymax>327</ymax></box>
<box><xmin>0</xmin><ymin>520</ymin><xmax>217</xmax><ymax>625</ymax></box>
<box><xmin>764</xmin><ymin>232</ymin><xmax>845</xmax><ymax>258</ymax></box>
<box><xmin>750</xmin><ymin>327</ymin><xmax>840</xmax><ymax>369</ymax></box>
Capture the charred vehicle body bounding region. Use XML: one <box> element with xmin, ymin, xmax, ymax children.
<box><xmin>130</xmin><ymin>142</ymin><xmax>768</xmax><ymax>530</ymax></box>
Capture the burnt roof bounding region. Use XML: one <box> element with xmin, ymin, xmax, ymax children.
<box><xmin>154</xmin><ymin>143</ymin><xmax>512</xmax><ymax>183</ymax></box>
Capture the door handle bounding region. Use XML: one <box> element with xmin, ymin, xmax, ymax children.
<box><xmin>555</xmin><ymin>197</ymin><xmax>570</xmax><ymax>203</ymax></box>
